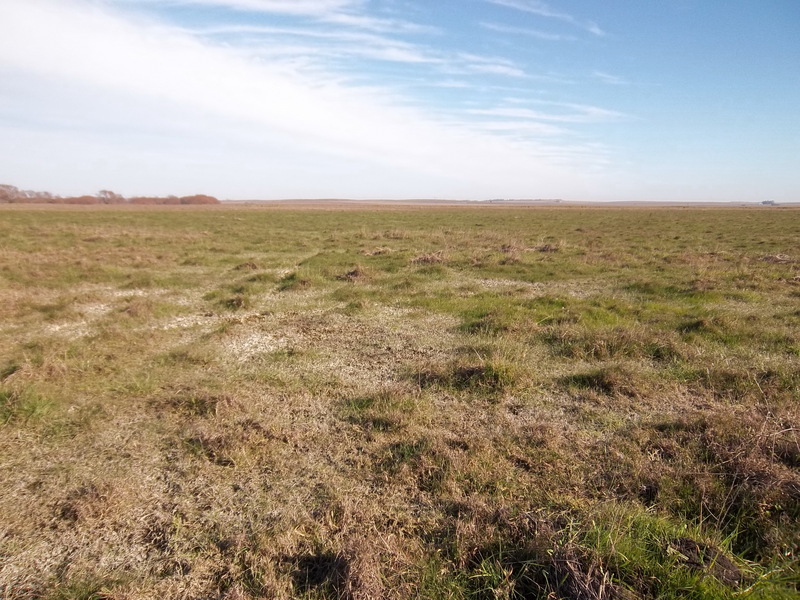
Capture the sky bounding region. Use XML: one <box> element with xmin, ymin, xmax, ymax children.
<box><xmin>0</xmin><ymin>0</ymin><xmax>798</xmax><ymax>202</ymax></box>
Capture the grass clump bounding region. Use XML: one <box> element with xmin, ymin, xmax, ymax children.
<box><xmin>542</xmin><ymin>325</ymin><xmax>683</xmax><ymax>363</ymax></box>
<box><xmin>52</xmin><ymin>574</ymin><xmax>122</xmax><ymax>600</ymax></box>
<box><xmin>420</xmin><ymin>502</ymin><xmax>774</xmax><ymax>600</ymax></box>
<box><xmin>277</xmin><ymin>270</ymin><xmax>317</xmax><ymax>291</ymax></box>
<box><xmin>0</xmin><ymin>387</ymin><xmax>55</xmax><ymax>424</ymax></box>
<box><xmin>336</xmin><ymin>264</ymin><xmax>370</xmax><ymax>282</ymax></box>
<box><xmin>418</xmin><ymin>358</ymin><xmax>518</xmax><ymax>396</ymax></box>
<box><xmin>342</xmin><ymin>385</ymin><xmax>417</xmax><ymax>433</ymax></box>
<box><xmin>560</xmin><ymin>364</ymin><xmax>647</xmax><ymax>398</ymax></box>
<box><xmin>379</xmin><ymin>437</ymin><xmax>453</xmax><ymax>494</ymax></box>
<box><xmin>411</xmin><ymin>251</ymin><xmax>446</xmax><ymax>265</ymax></box>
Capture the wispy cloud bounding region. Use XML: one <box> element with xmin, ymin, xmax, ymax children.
<box><xmin>458</xmin><ymin>53</ymin><xmax>528</xmax><ymax>78</ymax></box>
<box><xmin>487</xmin><ymin>0</ymin><xmax>605</xmax><ymax>36</ymax></box>
<box><xmin>120</xmin><ymin>0</ymin><xmax>357</xmax><ymax>17</ymax></box>
<box><xmin>124</xmin><ymin>0</ymin><xmax>557</xmax><ymax>86</ymax></box>
<box><xmin>592</xmin><ymin>70</ymin><xmax>629</xmax><ymax>85</ymax></box>
<box><xmin>318</xmin><ymin>11</ymin><xmax>437</xmax><ymax>34</ymax></box>
<box><xmin>122</xmin><ymin>0</ymin><xmax>435</xmax><ymax>33</ymax></box>
<box><xmin>467</xmin><ymin>119</ymin><xmax>569</xmax><ymax>138</ymax></box>
<box><xmin>193</xmin><ymin>24</ymin><xmax>439</xmax><ymax>65</ymax></box>
<box><xmin>468</xmin><ymin>64</ymin><xmax>526</xmax><ymax>77</ymax></box>
<box><xmin>196</xmin><ymin>23</ymin><xmax>531</xmax><ymax>81</ymax></box>
<box><xmin>480</xmin><ymin>21</ymin><xmax>576</xmax><ymax>42</ymax></box>
<box><xmin>467</xmin><ymin>103</ymin><xmax>627</xmax><ymax>124</ymax></box>
<box><xmin>0</xmin><ymin>0</ymin><xmax>620</xmax><ymax>198</ymax></box>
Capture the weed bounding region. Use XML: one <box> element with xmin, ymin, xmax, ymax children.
<box><xmin>411</xmin><ymin>251</ymin><xmax>445</xmax><ymax>265</ymax></box>
<box><xmin>278</xmin><ymin>270</ymin><xmax>314</xmax><ymax>291</ymax></box>
<box><xmin>379</xmin><ymin>438</ymin><xmax>452</xmax><ymax>493</ymax></box>
<box><xmin>336</xmin><ymin>265</ymin><xmax>369</xmax><ymax>282</ymax></box>
<box><xmin>0</xmin><ymin>363</ymin><xmax>20</xmax><ymax>381</ymax></box>
<box><xmin>52</xmin><ymin>575</ymin><xmax>120</xmax><ymax>600</ymax></box>
<box><xmin>0</xmin><ymin>388</ymin><xmax>55</xmax><ymax>424</ymax></box>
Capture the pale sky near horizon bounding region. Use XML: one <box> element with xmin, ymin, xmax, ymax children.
<box><xmin>0</xmin><ymin>1</ymin><xmax>798</xmax><ymax>202</ymax></box>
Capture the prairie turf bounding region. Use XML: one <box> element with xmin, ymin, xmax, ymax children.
<box><xmin>0</xmin><ymin>204</ymin><xmax>798</xmax><ymax>599</ymax></box>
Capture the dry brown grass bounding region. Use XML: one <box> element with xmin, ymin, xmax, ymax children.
<box><xmin>1</xmin><ymin>205</ymin><xmax>798</xmax><ymax>599</ymax></box>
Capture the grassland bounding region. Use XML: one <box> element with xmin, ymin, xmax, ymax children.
<box><xmin>0</xmin><ymin>204</ymin><xmax>798</xmax><ymax>599</ymax></box>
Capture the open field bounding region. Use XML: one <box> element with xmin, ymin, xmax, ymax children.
<box><xmin>1</xmin><ymin>205</ymin><xmax>798</xmax><ymax>599</ymax></box>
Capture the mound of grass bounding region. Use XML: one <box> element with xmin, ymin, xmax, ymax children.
<box><xmin>277</xmin><ymin>270</ymin><xmax>317</xmax><ymax>291</ymax></box>
<box><xmin>0</xmin><ymin>387</ymin><xmax>55</xmax><ymax>424</ymax></box>
<box><xmin>418</xmin><ymin>359</ymin><xmax>518</xmax><ymax>395</ymax></box>
<box><xmin>542</xmin><ymin>325</ymin><xmax>683</xmax><ymax>362</ymax></box>
<box><xmin>560</xmin><ymin>364</ymin><xmax>649</xmax><ymax>398</ymax></box>
<box><xmin>341</xmin><ymin>385</ymin><xmax>416</xmax><ymax>433</ymax></box>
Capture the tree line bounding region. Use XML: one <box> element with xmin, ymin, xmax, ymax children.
<box><xmin>0</xmin><ymin>184</ymin><xmax>219</xmax><ymax>205</ymax></box>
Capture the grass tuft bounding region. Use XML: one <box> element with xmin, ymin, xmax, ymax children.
<box><xmin>560</xmin><ymin>364</ymin><xmax>645</xmax><ymax>398</ymax></box>
<box><xmin>418</xmin><ymin>359</ymin><xmax>517</xmax><ymax>395</ymax></box>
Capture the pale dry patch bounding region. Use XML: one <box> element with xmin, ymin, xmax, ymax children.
<box><xmin>43</xmin><ymin>320</ymin><xmax>92</xmax><ymax>339</ymax></box>
<box><xmin>228</xmin><ymin>308</ymin><xmax>460</xmax><ymax>389</ymax></box>
<box><xmin>2</xmin><ymin>285</ymin><xmax>187</xmax><ymax>342</ymax></box>
<box><xmin>473</xmin><ymin>277</ymin><xmax>607</xmax><ymax>299</ymax></box>
<box><xmin>42</xmin><ymin>302</ymin><xmax>113</xmax><ymax>339</ymax></box>
<box><xmin>0</xmin><ymin>409</ymin><xmax>171</xmax><ymax>598</ymax></box>
<box><xmin>159</xmin><ymin>313</ymin><xmax>217</xmax><ymax>331</ymax></box>
<box><xmin>108</xmin><ymin>288</ymin><xmax>152</xmax><ymax>298</ymax></box>
<box><xmin>222</xmin><ymin>330</ymin><xmax>291</xmax><ymax>361</ymax></box>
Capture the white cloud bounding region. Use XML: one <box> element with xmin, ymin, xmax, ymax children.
<box><xmin>123</xmin><ymin>0</ymin><xmax>358</xmax><ymax>16</ymax></box>
<box><xmin>465</xmin><ymin>119</ymin><xmax>568</xmax><ymax>138</ymax></box>
<box><xmin>0</xmin><ymin>0</ymin><xmax>618</xmax><ymax>198</ymax></box>
<box><xmin>592</xmin><ymin>70</ymin><xmax>629</xmax><ymax>85</ymax></box>
<box><xmin>467</xmin><ymin>64</ymin><xmax>527</xmax><ymax>78</ymax></box>
<box><xmin>487</xmin><ymin>0</ymin><xmax>605</xmax><ymax>36</ymax></box>
<box><xmin>121</xmin><ymin>0</ymin><xmax>435</xmax><ymax>33</ymax></box>
<box><xmin>480</xmin><ymin>21</ymin><xmax>575</xmax><ymax>42</ymax></box>
<box><xmin>467</xmin><ymin>104</ymin><xmax>628</xmax><ymax>124</ymax></box>
<box><xmin>194</xmin><ymin>24</ymin><xmax>439</xmax><ymax>65</ymax></box>
<box><xmin>456</xmin><ymin>53</ymin><xmax>528</xmax><ymax>78</ymax></box>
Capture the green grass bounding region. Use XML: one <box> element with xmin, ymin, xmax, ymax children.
<box><xmin>0</xmin><ymin>204</ymin><xmax>798</xmax><ymax>599</ymax></box>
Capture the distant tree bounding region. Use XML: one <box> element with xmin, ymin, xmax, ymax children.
<box><xmin>97</xmin><ymin>190</ymin><xmax>125</xmax><ymax>204</ymax></box>
<box><xmin>30</xmin><ymin>191</ymin><xmax>54</xmax><ymax>202</ymax></box>
<box><xmin>0</xmin><ymin>184</ymin><xmax>20</xmax><ymax>202</ymax></box>
<box><xmin>1</xmin><ymin>184</ymin><xmax>220</xmax><ymax>205</ymax></box>
<box><xmin>1</xmin><ymin>185</ymin><xmax>60</xmax><ymax>203</ymax></box>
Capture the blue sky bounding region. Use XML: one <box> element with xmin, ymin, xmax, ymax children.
<box><xmin>0</xmin><ymin>0</ymin><xmax>798</xmax><ymax>201</ymax></box>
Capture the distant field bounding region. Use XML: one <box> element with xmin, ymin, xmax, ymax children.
<box><xmin>1</xmin><ymin>205</ymin><xmax>798</xmax><ymax>599</ymax></box>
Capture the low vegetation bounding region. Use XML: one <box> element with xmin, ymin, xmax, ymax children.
<box><xmin>0</xmin><ymin>204</ymin><xmax>798</xmax><ymax>599</ymax></box>
<box><xmin>0</xmin><ymin>183</ymin><xmax>219</xmax><ymax>205</ymax></box>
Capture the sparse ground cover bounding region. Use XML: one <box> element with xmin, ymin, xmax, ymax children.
<box><xmin>0</xmin><ymin>204</ymin><xmax>798</xmax><ymax>599</ymax></box>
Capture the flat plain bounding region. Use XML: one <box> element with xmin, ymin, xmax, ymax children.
<box><xmin>0</xmin><ymin>204</ymin><xmax>798</xmax><ymax>599</ymax></box>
